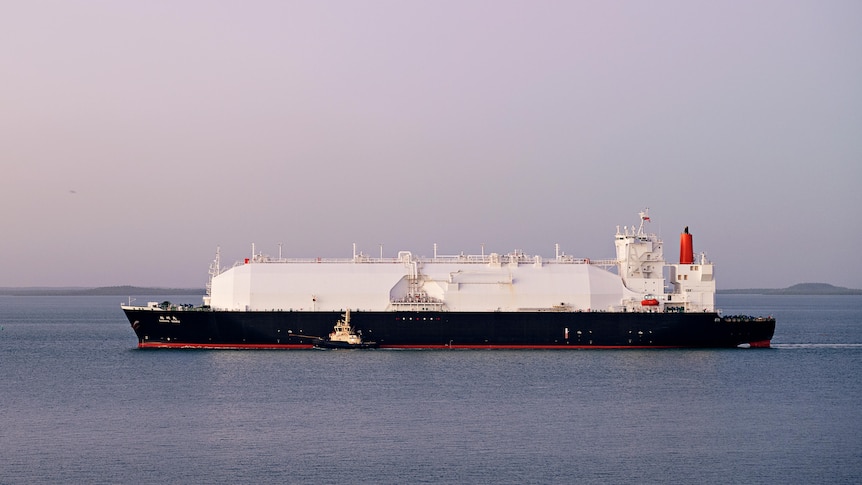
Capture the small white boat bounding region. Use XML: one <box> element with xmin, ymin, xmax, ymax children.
<box><xmin>315</xmin><ymin>310</ymin><xmax>377</xmax><ymax>349</ymax></box>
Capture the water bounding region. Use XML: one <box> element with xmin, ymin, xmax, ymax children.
<box><xmin>1</xmin><ymin>295</ymin><xmax>860</xmax><ymax>484</ymax></box>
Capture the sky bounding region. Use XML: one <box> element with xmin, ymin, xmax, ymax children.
<box><xmin>2</xmin><ymin>0</ymin><xmax>860</xmax><ymax>289</ymax></box>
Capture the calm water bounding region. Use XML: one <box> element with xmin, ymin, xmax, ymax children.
<box><xmin>0</xmin><ymin>295</ymin><xmax>860</xmax><ymax>484</ymax></box>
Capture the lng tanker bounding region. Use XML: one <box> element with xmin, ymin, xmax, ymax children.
<box><xmin>121</xmin><ymin>211</ymin><xmax>775</xmax><ymax>349</ymax></box>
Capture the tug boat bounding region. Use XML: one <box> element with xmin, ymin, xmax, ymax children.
<box><xmin>314</xmin><ymin>310</ymin><xmax>378</xmax><ymax>349</ymax></box>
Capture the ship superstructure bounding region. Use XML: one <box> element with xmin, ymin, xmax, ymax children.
<box><xmin>204</xmin><ymin>211</ymin><xmax>712</xmax><ymax>315</ymax></box>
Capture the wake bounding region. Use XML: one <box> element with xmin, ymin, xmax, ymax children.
<box><xmin>770</xmin><ymin>343</ymin><xmax>862</xmax><ymax>349</ymax></box>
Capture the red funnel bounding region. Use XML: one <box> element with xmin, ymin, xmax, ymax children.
<box><xmin>680</xmin><ymin>227</ymin><xmax>693</xmax><ymax>264</ymax></box>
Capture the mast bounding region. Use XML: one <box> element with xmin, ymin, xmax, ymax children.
<box><xmin>204</xmin><ymin>246</ymin><xmax>221</xmax><ymax>305</ymax></box>
<box><xmin>637</xmin><ymin>208</ymin><xmax>651</xmax><ymax>235</ymax></box>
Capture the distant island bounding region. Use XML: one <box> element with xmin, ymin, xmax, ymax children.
<box><xmin>718</xmin><ymin>283</ymin><xmax>862</xmax><ymax>295</ymax></box>
<box><xmin>0</xmin><ymin>286</ymin><xmax>206</xmax><ymax>296</ymax></box>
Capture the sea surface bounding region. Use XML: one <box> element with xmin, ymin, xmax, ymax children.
<box><xmin>0</xmin><ymin>295</ymin><xmax>860</xmax><ymax>484</ymax></box>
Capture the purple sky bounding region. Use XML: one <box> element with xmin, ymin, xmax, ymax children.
<box><xmin>2</xmin><ymin>1</ymin><xmax>860</xmax><ymax>289</ymax></box>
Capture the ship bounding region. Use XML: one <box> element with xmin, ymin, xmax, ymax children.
<box><xmin>121</xmin><ymin>211</ymin><xmax>775</xmax><ymax>349</ymax></box>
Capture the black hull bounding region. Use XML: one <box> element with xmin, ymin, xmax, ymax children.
<box><xmin>123</xmin><ymin>309</ymin><xmax>775</xmax><ymax>349</ymax></box>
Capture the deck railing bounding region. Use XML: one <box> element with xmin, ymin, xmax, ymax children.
<box><xmin>233</xmin><ymin>255</ymin><xmax>620</xmax><ymax>267</ymax></box>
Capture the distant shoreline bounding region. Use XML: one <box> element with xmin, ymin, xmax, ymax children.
<box><xmin>717</xmin><ymin>283</ymin><xmax>862</xmax><ymax>296</ymax></box>
<box><xmin>1</xmin><ymin>283</ymin><xmax>859</xmax><ymax>297</ymax></box>
<box><xmin>0</xmin><ymin>286</ymin><xmax>205</xmax><ymax>296</ymax></box>
<box><xmin>718</xmin><ymin>290</ymin><xmax>862</xmax><ymax>295</ymax></box>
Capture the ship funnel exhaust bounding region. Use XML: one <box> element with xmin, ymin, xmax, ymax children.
<box><xmin>679</xmin><ymin>226</ymin><xmax>694</xmax><ymax>264</ymax></box>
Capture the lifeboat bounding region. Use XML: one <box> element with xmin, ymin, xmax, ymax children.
<box><xmin>641</xmin><ymin>297</ymin><xmax>660</xmax><ymax>306</ymax></box>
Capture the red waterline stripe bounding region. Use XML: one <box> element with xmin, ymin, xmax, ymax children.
<box><xmin>138</xmin><ymin>342</ymin><xmax>314</xmax><ymax>350</ymax></box>
<box><xmin>378</xmin><ymin>344</ymin><xmax>681</xmax><ymax>349</ymax></box>
<box><xmin>138</xmin><ymin>342</ymin><xmax>769</xmax><ymax>350</ymax></box>
<box><xmin>748</xmin><ymin>340</ymin><xmax>772</xmax><ymax>348</ymax></box>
